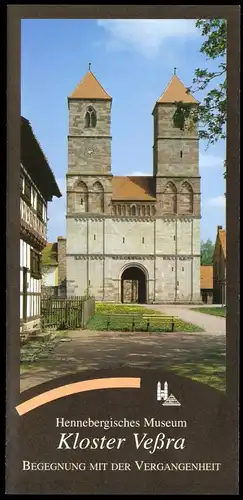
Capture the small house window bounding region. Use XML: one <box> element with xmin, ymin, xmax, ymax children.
<box><xmin>31</xmin><ymin>188</ymin><xmax>37</xmax><ymax>210</ymax></box>
<box><xmin>182</xmin><ymin>266</ymin><xmax>184</xmax><ymax>271</ymax></box>
<box><xmin>94</xmin><ymin>235</ymin><xmax>96</xmax><ymax>240</ymax></box>
<box><xmin>37</xmin><ymin>195</ymin><xmax>44</xmax><ymax>220</ymax></box>
<box><xmin>23</xmin><ymin>176</ymin><xmax>31</xmax><ymax>205</ymax></box>
<box><xmin>30</xmin><ymin>249</ymin><xmax>41</xmax><ymax>279</ymax></box>
<box><xmin>173</xmin><ymin>235</ymin><xmax>176</xmax><ymax>241</ymax></box>
<box><xmin>123</xmin><ymin>237</ymin><xmax>125</xmax><ymax>243</ymax></box>
<box><xmin>180</xmin><ymin>150</ymin><xmax>183</xmax><ymax>158</ymax></box>
<box><xmin>81</xmin><ymin>198</ymin><xmax>83</xmax><ymax>205</ymax></box>
<box><xmin>42</xmin><ymin>204</ymin><xmax>47</xmax><ymax>223</ymax></box>
<box><xmin>172</xmin><ymin>267</ymin><xmax>174</xmax><ymax>272</ymax></box>
<box><xmin>142</xmin><ymin>237</ymin><xmax>144</xmax><ymax>244</ymax></box>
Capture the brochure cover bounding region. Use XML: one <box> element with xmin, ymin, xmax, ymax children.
<box><xmin>6</xmin><ymin>5</ymin><xmax>240</xmax><ymax>495</ymax></box>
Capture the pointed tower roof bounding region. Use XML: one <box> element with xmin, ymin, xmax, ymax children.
<box><xmin>157</xmin><ymin>74</ymin><xmax>198</xmax><ymax>104</ymax></box>
<box><xmin>69</xmin><ymin>70</ymin><xmax>112</xmax><ymax>100</ymax></box>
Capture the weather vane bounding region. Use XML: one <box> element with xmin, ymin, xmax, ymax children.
<box><xmin>89</xmin><ymin>62</ymin><xmax>91</xmax><ymax>71</ymax></box>
<box><xmin>174</xmin><ymin>67</ymin><xmax>177</xmax><ymax>76</ymax></box>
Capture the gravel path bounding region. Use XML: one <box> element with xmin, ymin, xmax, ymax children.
<box><xmin>142</xmin><ymin>304</ymin><xmax>226</xmax><ymax>335</ymax></box>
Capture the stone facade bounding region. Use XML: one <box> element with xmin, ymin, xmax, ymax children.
<box><xmin>66</xmin><ymin>72</ymin><xmax>201</xmax><ymax>304</ymax></box>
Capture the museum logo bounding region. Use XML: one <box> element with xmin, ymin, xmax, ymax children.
<box><xmin>157</xmin><ymin>382</ymin><xmax>181</xmax><ymax>406</ymax></box>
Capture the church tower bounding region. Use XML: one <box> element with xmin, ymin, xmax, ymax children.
<box><xmin>153</xmin><ymin>72</ymin><xmax>201</xmax><ymax>302</ymax></box>
<box><xmin>66</xmin><ymin>68</ymin><xmax>113</xmax><ymax>297</ymax></box>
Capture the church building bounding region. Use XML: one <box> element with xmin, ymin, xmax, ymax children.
<box><xmin>66</xmin><ymin>69</ymin><xmax>201</xmax><ymax>304</ymax></box>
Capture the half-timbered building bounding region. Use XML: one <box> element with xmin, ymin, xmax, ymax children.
<box><xmin>20</xmin><ymin>116</ymin><xmax>62</xmax><ymax>335</ymax></box>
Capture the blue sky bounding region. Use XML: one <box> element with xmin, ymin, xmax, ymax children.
<box><xmin>21</xmin><ymin>19</ymin><xmax>226</xmax><ymax>243</ymax></box>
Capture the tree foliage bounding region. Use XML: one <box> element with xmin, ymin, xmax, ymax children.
<box><xmin>175</xmin><ymin>19</ymin><xmax>226</xmax><ymax>177</ymax></box>
<box><xmin>200</xmin><ymin>239</ymin><xmax>215</xmax><ymax>266</ymax></box>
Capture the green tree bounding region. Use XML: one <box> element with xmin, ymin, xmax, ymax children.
<box><xmin>200</xmin><ymin>239</ymin><xmax>215</xmax><ymax>265</ymax></box>
<box><xmin>175</xmin><ymin>19</ymin><xmax>226</xmax><ymax>178</ymax></box>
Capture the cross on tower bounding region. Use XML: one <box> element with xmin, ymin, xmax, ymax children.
<box><xmin>174</xmin><ymin>67</ymin><xmax>177</xmax><ymax>76</ymax></box>
<box><xmin>89</xmin><ymin>62</ymin><xmax>91</xmax><ymax>71</ymax></box>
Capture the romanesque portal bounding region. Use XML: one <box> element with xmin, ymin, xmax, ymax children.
<box><xmin>121</xmin><ymin>266</ymin><xmax>147</xmax><ymax>304</ymax></box>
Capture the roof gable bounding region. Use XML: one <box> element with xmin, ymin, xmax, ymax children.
<box><xmin>69</xmin><ymin>71</ymin><xmax>111</xmax><ymax>100</ymax></box>
<box><xmin>218</xmin><ymin>229</ymin><xmax>226</xmax><ymax>258</ymax></box>
<box><xmin>213</xmin><ymin>226</ymin><xmax>226</xmax><ymax>260</ymax></box>
<box><xmin>157</xmin><ymin>75</ymin><xmax>198</xmax><ymax>104</ymax></box>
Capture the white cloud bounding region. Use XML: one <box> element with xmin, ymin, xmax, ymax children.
<box><xmin>127</xmin><ymin>171</ymin><xmax>151</xmax><ymax>176</ymax></box>
<box><xmin>97</xmin><ymin>19</ymin><xmax>198</xmax><ymax>57</ymax></box>
<box><xmin>199</xmin><ymin>154</ymin><xmax>225</xmax><ymax>169</ymax></box>
<box><xmin>206</xmin><ymin>195</ymin><xmax>226</xmax><ymax>208</ymax></box>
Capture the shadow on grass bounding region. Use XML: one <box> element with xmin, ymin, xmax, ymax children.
<box><xmin>20</xmin><ymin>331</ymin><xmax>225</xmax><ymax>392</ymax></box>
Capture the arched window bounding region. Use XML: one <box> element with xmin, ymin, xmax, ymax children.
<box><xmin>112</xmin><ymin>205</ymin><xmax>117</xmax><ymax>216</ymax></box>
<box><xmin>85</xmin><ymin>106</ymin><xmax>97</xmax><ymax>128</ymax></box>
<box><xmin>163</xmin><ymin>182</ymin><xmax>177</xmax><ymax>214</ymax></box>
<box><xmin>147</xmin><ymin>206</ymin><xmax>151</xmax><ymax>216</ymax></box>
<box><xmin>117</xmin><ymin>205</ymin><xmax>122</xmax><ymax>216</ymax></box>
<box><xmin>151</xmin><ymin>205</ymin><xmax>156</xmax><ymax>216</ymax></box>
<box><xmin>75</xmin><ymin>180</ymin><xmax>88</xmax><ymax>212</ymax></box>
<box><xmin>92</xmin><ymin>181</ymin><xmax>104</xmax><ymax>213</ymax></box>
<box><xmin>122</xmin><ymin>205</ymin><xmax>126</xmax><ymax>216</ymax></box>
<box><xmin>180</xmin><ymin>182</ymin><xmax>193</xmax><ymax>214</ymax></box>
<box><xmin>142</xmin><ymin>205</ymin><xmax>146</xmax><ymax>216</ymax></box>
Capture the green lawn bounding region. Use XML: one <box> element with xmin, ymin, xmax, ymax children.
<box><xmin>87</xmin><ymin>303</ymin><xmax>203</xmax><ymax>333</ymax></box>
<box><xmin>193</xmin><ymin>306</ymin><xmax>226</xmax><ymax>317</ymax></box>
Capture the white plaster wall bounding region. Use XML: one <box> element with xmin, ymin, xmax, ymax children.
<box><xmin>88</xmin><ymin>259</ymin><xmax>104</xmax><ymax>300</ymax></box>
<box><xmin>193</xmin><ymin>218</ymin><xmax>201</xmax><ymax>255</ymax></box>
<box><xmin>193</xmin><ymin>256</ymin><xmax>201</xmax><ymax>300</ymax></box>
<box><xmin>67</xmin><ymin>219</ymin><xmax>87</xmax><ymax>254</ymax></box>
<box><xmin>156</xmin><ymin>219</ymin><xmax>176</xmax><ymax>255</ymax></box>
<box><xmin>104</xmin><ymin>219</ymin><xmax>154</xmax><ymax>255</ymax></box>
<box><xmin>177</xmin><ymin>259</ymin><xmax>192</xmax><ymax>300</ymax></box>
<box><xmin>66</xmin><ymin>256</ymin><xmax>87</xmax><ymax>296</ymax></box>
<box><xmin>88</xmin><ymin>219</ymin><xmax>103</xmax><ymax>254</ymax></box>
<box><xmin>177</xmin><ymin>220</ymin><xmax>192</xmax><ymax>254</ymax></box>
<box><xmin>155</xmin><ymin>258</ymin><xmax>176</xmax><ymax>301</ymax></box>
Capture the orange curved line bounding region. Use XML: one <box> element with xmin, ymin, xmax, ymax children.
<box><xmin>16</xmin><ymin>377</ymin><xmax>141</xmax><ymax>416</ymax></box>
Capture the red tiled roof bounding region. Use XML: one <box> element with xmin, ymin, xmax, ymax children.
<box><xmin>112</xmin><ymin>176</ymin><xmax>156</xmax><ymax>201</ymax></box>
<box><xmin>200</xmin><ymin>265</ymin><xmax>213</xmax><ymax>289</ymax></box>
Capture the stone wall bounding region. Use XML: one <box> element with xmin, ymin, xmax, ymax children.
<box><xmin>68</xmin><ymin>99</ymin><xmax>111</xmax><ymax>176</ymax></box>
<box><xmin>57</xmin><ymin>236</ymin><xmax>67</xmax><ymax>296</ymax></box>
<box><xmin>67</xmin><ymin>175</ymin><xmax>113</xmax><ymax>215</ymax></box>
<box><xmin>153</xmin><ymin>103</ymin><xmax>198</xmax><ymax>139</ymax></box>
<box><xmin>69</xmin><ymin>100</ymin><xmax>111</xmax><ymax>137</ymax></box>
<box><xmin>155</xmin><ymin>177</ymin><xmax>200</xmax><ymax>217</ymax></box>
<box><xmin>66</xmin><ymin>216</ymin><xmax>201</xmax><ymax>303</ymax></box>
